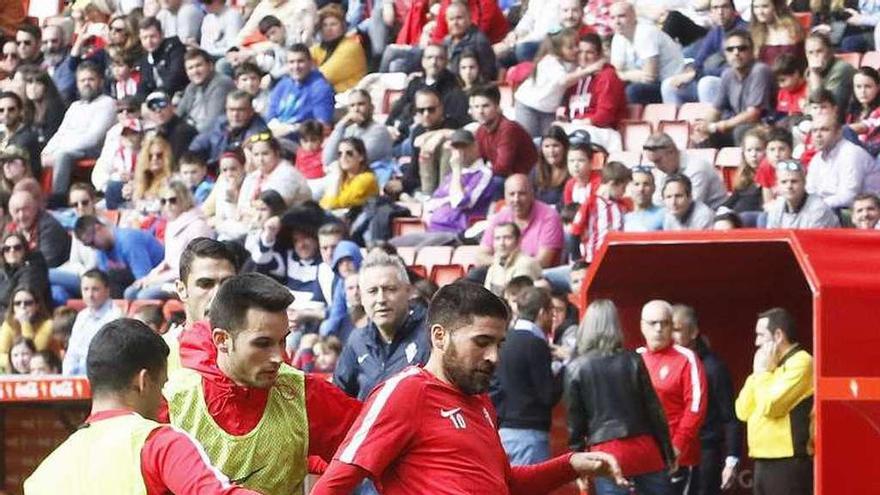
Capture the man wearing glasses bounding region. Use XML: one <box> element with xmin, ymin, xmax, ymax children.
<box><xmin>0</xmin><ymin>92</ymin><xmax>39</xmax><ymax>177</ymax></box>
<box><xmin>639</xmin><ymin>299</ymin><xmax>708</xmax><ymax>495</ymax></box>
<box><xmin>15</xmin><ymin>24</ymin><xmax>42</xmax><ymax>65</ymax></box>
<box><xmin>643</xmin><ymin>133</ymin><xmax>727</xmax><ymax>209</ymax></box>
<box><xmin>766</xmin><ymin>160</ymin><xmax>840</xmax><ymax>228</ymax></box>
<box><xmin>693</xmin><ymin>30</ymin><xmax>773</xmax><ymax>147</ymax></box>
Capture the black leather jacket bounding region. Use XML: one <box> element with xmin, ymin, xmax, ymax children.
<box><xmin>564</xmin><ymin>349</ymin><xmax>675</xmax><ymax>466</ymax></box>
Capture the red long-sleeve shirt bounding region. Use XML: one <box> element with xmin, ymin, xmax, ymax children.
<box><xmin>159</xmin><ymin>321</ymin><xmax>362</xmax><ymax>468</ymax></box>
<box><xmin>84</xmin><ymin>409</ymin><xmax>259</xmax><ymax>495</ymax></box>
<box><xmin>312</xmin><ymin>367</ymin><xmax>579</xmax><ymax>494</ymax></box>
<box><xmin>565</xmin><ymin>63</ymin><xmax>628</xmax><ymax>129</ymax></box>
<box><xmin>475</xmin><ymin>116</ymin><xmax>538</xmax><ymax>177</ymax></box>
<box><xmin>431</xmin><ymin>0</ymin><xmax>509</xmax><ymax>44</ymax></box>
<box><xmin>638</xmin><ymin>345</ymin><xmax>708</xmax><ymax>467</ymax></box>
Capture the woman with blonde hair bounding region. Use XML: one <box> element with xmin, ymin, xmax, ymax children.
<box><xmin>750</xmin><ymin>0</ymin><xmax>804</xmax><ymax>66</ymax></box>
<box><xmin>565</xmin><ymin>299</ymin><xmax>675</xmax><ymax>495</ymax></box>
<box><xmin>126</xmin><ymin>134</ymin><xmax>173</xmax><ymax>214</ymax></box>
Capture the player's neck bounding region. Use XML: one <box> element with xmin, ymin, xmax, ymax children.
<box><xmin>423</xmin><ymin>355</ymin><xmax>452</xmax><ymax>387</ymax></box>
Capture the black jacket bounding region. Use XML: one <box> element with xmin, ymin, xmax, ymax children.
<box><xmin>695</xmin><ymin>339</ymin><xmax>743</xmax><ymax>457</ymax></box>
<box><xmin>565</xmin><ymin>350</ymin><xmax>675</xmax><ymax>466</ymax></box>
<box><xmin>137</xmin><ymin>36</ymin><xmax>189</xmax><ymax>96</ymax></box>
<box><xmin>0</xmin><ymin>252</ymin><xmax>50</xmax><ymax>313</ymax></box>
<box><xmin>155</xmin><ymin>115</ymin><xmax>198</xmax><ymax>162</ymax></box>
<box><xmin>492</xmin><ymin>321</ymin><xmax>561</xmax><ymax>431</ymax></box>
<box><xmin>387</xmin><ymin>69</ymin><xmax>469</xmax><ymax>141</ymax></box>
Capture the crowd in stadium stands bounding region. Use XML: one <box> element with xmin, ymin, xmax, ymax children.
<box><xmin>0</xmin><ymin>0</ymin><xmax>857</xmax><ymax>491</ymax></box>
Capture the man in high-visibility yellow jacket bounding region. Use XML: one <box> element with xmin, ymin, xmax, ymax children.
<box><xmin>736</xmin><ymin>307</ymin><xmax>814</xmax><ymax>495</ymax></box>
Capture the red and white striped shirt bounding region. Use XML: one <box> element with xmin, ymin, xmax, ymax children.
<box><xmin>570</xmin><ymin>194</ymin><xmax>625</xmax><ymax>263</ymax></box>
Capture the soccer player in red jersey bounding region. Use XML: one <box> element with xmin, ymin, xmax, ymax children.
<box><xmin>638</xmin><ymin>300</ymin><xmax>709</xmax><ymax>494</ymax></box>
<box><xmin>161</xmin><ymin>273</ymin><xmax>363</xmax><ymax>493</ymax></box>
<box><xmin>312</xmin><ymin>282</ymin><xmax>628</xmax><ymax>494</ymax></box>
<box><xmin>26</xmin><ymin>319</ymin><xmax>259</xmax><ymax>495</ymax></box>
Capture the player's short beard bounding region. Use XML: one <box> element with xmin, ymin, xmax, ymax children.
<box><xmin>442</xmin><ymin>338</ymin><xmax>494</xmax><ymax>395</ymax></box>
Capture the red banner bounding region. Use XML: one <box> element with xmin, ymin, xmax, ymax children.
<box><xmin>0</xmin><ymin>377</ymin><xmax>91</xmax><ymax>402</ymax></box>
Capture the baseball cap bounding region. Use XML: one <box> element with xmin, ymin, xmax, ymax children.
<box><xmin>0</xmin><ymin>145</ymin><xmax>29</xmax><ymax>163</ymax></box>
<box><xmin>146</xmin><ymin>91</ymin><xmax>170</xmax><ymax>111</ymax></box>
<box><xmin>449</xmin><ymin>129</ymin><xmax>475</xmax><ymax>147</ymax></box>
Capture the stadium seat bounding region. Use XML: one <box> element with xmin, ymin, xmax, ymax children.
<box><xmin>430</xmin><ymin>264</ymin><xmax>465</xmax><ymax>287</ymax></box>
<box><xmin>677</xmin><ymin>102</ymin><xmax>714</xmax><ymax>122</ymax></box>
<box><xmin>451</xmin><ymin>245</ymin><xmax>482</xmax><ymax>269</ymax></box>
<box><xmin>414</xmin><ymin>246</ymin><xmax>453</xmax><ymax>272</ymax></box>
<box><xmin>835</xmin><ymin>52</ymin><xmax>862</xmax><ymax>68</ymax></box>
<box><xmin>66</xmin><ymin>299</ymin><xmax>86</xmax><ymax>311</ymax></box>
<box><xmin>40</xmin><ymin>167</ymin><xmax>52</xmax><ymax>195</ymax></box>
<box><xmin>162</xmin><ymin>299</ymin><xmax>184</xmax><ymax>320</ymax></box>
<box><xmin>642</xmin><ymin>103</ymin><xmax>677</xmax><ymax>130</ymax></box>
<box><xmin>72</xmin><ymin>158</ymin><xmax>96</xmax><ymax>183</ymax></box>
<box><xmin>397</xmin><ymin>246</ymin><xmax>417</xmax><ymax>265</ymax></box>
<box><xmin>626</xmin><ymin>104</ymin><xmax>644</xmax><ymax>121</ymax></box>
<box><xmin>659</xmin><ymin>121</ymin><xmax>689</xmax><ymax>149</ymax></box>
<box><xmin>392</xmin><ymin>217</ymin><xmax>426</xmax><ymax>237</ymax></box>
<box><xmin>128</xmin><ymin>299</ymin><xmax>164</xmax><ymax>316</ymax></box>
<box><xmin>408</xmin><ymin>264</ymin><xmax>428</xmax><ymax>279</ymax></box>
<box><xmin>607</xmin><ymin>150</ymin><xmax>643</xmax><ymax>167</ymax></box>
<box><xmin>862</xmin><ymin>51</ymin><xmax>880</xmax><ymax>69</ymax></box>
<box><xmin>98</xmin><ymin>209</ymin><xmax>120</xmax><ymax>225</ymax></box>
<box><xmin>621</xmin><ymin>121</ymin><xmax>652</xmax><ymax>152</ymax></box>
<box><xmin>794</xmin><ymin>12</ymin><xmax>812</xmax><ymax>30</ymax></box>
<box><xmin>112</xmin><ymin>299</ymin><xmax>129</xmax><ymax>313</ymax></box>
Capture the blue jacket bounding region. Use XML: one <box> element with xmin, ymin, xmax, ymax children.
<box><xmin>189</xmin><ymin>114</ymin><xmax>268</xmax><ymax>164</ymax></box>
<box><xmin>694</xmin><ymin>17</ymin><xmax>749</xmax><ymax>77</ymax></box>
<box><xmin>267</xmin><ymin>70</ymin><xmax>335</xmax><ymax>127</ymax></box>
<box><xmin>97</xmin><ymin>228</ymin><xmax>164</xmax><ymax>279</ymax></box>
<box><xmin>333</xmin><ymin>302</ymin><xmax>430</xmax><ymax>400</ymax></box>
<box><xmin>319</xmin><ymin>241</ymin><xmax>364</xmax><ymax>341</ymax></box>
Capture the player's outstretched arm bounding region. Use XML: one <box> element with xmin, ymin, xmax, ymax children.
<box><xmin>569</xmin><ymin>452</ymin><xmax>629</xmax><ymax>487</ymax></box>
<box><xmin>311</xmin><ymin>461</ymin><xmax>371</xmax><ymax>494</ymax></box>
<box><xmin>508</xmin><ymin>452</ymin><xmax>629</xmax><ymax>494</ymax></box>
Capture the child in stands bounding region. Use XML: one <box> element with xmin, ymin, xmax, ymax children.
<box><xmin>569</xmin><ymin>161</ymin><xmax>632</xmax><ymax>263</ymax></box>
<box><xmin>755</xmin><ymin>127</ymin><xmax>794</xmax><ymax>206</ymax></box>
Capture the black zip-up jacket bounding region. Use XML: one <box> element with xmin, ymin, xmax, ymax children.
<box><xmin>695</xmin><ymin>339</ymin><xmax>743</xmax><ymax>458</ymax></box>
<box><xmin>564</xmin><ymin>350</ymin><xmax>675</xmax><ymax>467</ymax></box>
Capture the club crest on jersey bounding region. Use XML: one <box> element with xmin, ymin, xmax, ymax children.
<box><xmin>440</xmin><ymin>407</ymin><xmax>466</xmax><ymax>429</ymax></box>
<box><xmin>659</xmin><ymin>365</ymin><xmax>670</xmax><ymax>380</ymax></box>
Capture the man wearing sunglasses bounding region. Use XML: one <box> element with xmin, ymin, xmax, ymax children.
<box><xmin>15</xmin><ymin>24</ymin><xmax>42</xmax><ymax>65</ymax></box>
<box><xmin>0</xmin><ymin>91</ymin><xmax>39</xmax><ymax>177</ymax></box>
<box><xmin>145</xmin><ymin>91</ymin><xmax>199</xmax><ymax>161</ymax></box>
<box><xmin>694</xmin><ymin>30</ymin><xmax>772</xmax><ymax>147</ymax></box>
<box><xmin>765</xmin><ymin>160</ymin><xmax>839</xmax><ymax>229</ymax></box>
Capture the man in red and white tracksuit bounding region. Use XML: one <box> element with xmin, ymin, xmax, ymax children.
<box><xmin>639</xmin><ymin>300</ymin><xmax>708</xmax><ymax>495</ymax></box>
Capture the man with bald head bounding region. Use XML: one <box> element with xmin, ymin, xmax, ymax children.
<box><xmin>807</xmin><ymin>112</ymin><xmax>880</xmax><ymax>210</ymax></box>
<box><xmin>479</xmin><ymin>174</ymin><xmax>563</xmax><ymax>268</ymax></box>
<box><xmin>7</xmin><ymin>189</ymin><xmax>70</xmax><ymax>267</ymax></box>
<box><xmin>639</xmin><ymin>300</ymin><xmax>708</xmax><ymax>494</ymax></box>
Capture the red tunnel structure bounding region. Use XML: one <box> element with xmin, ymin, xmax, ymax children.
<box><xmin>581</xmin><ymin>229</ymin><xmax>880</xmax><ymax>494</ymax></box>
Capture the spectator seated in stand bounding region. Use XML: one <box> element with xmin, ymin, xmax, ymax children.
<box><xmin>310</xmin><ymin>4</ymin><xmax>368</xmax><ymax>93</ymax></box>
<box><xmin>662</xmin><ymin>174</ymin><xmax>716</xmax><ymax>231</ymax></box>
<box><xmin>0</xmin><ymin>286</ymin><xmax>53</xmax><ymax>374</ymax></box>
<box><xmin>484</xmin><ymin>222</ymin><xmax>543</xmax><ymax>296</ymax></box>
<box><xmin>178</xmin><ymin>153</ymin><xmax>215</xmax><ymax>206</ymax></box>
<box><xmin>61</xmin><ymin>269</ymin><xmax>123</xmax><ymax>376</ymax></box>
<box><xmin>766</xmin><ymin>159</ymin><xmax>840</xmax><ymax>228</ymax></box>
<box><xmin>6</xmin><ymin>189</ymin><xmax>69</xmax><ymax>269</ymax></box>
<box><xmin>189</xmin><ymin>90</ymin><xmax>269</xmax><ymax>165</ymax></box>
<box><xmin>852</xmin><ymin>193</ymin><xmax>880</xmax><ymax>230</ymax></box>
<box><xmin>177</xmin><ymin>48</ymin><xmax>235</xmax><ymax>135</ymax></box>
<box><xmin>49</xmin><ymin>183</ymin><xmax>100</xmax><ymax>306</ymax></box>
<box><xmin>624</xmin><ymin>166</ymin><xmax>665</xmax><ymax>232</ymax></box>
<box><xmin>266</xmin><ymin>43</ymin><xmax>335</xmax><ymax>141</ymax></box>
<box><xmin>0</xmin><ymin>231</ymin><xmax>49</xmax><ymax>315</ymax></box>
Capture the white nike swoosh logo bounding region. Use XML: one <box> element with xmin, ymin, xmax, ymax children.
<box><xmin>357</xmin><ymin>354</ymin><xmax>369</xmax><ymax>364</ymax></box>
<box><xmin>440</xmin><ymin>407</ymin><xmax>462</xmax><ymax>418</ymax></box>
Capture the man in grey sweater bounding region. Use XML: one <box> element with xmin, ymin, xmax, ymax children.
<box><xmin>322</xmin><ymin>88</ymin><xmax>392</xmax><ymax>167</ymax></box>
<box><xmin>176</xmin><ymin>48</ymin><xmax>235</xmax><ymax>133</ymax></box>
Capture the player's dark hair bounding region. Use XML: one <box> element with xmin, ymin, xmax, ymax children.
<box><xmin>428</xmin><ymin>281</ymin><xmax>509</xmax><ymax>333</ymax></box>
<box><xmin>209</xmin><ymin>273</ymin><xmax>294</xmax><ymax>334</ymax></box>
<box><xmin>87</xmin><ymin>319</ymin><xmax>169</xmax><ymax>394</ymax></box>
<box><xmin>179</xmin><ymin>237</ymin><xmax>240</xmax><ymax>283</ymax></box>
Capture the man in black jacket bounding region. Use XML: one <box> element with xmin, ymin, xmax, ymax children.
<box><xmin>673</xmin><ymin>304</ymin><xmax>743</xmax><ymax>495</ymax></box>
<box><xmin>0</xmin><ymin>92</ymin><xmax>40</xmax><ymax>177</ymax></box>
<box><xmin>144</xmin><ymin>91</ymin><xmax>198</xmax><ymax>161</ymax></box>
<box><xmin>492</xmin><ymin>286</ymin><xmax>562</xmax><ymax>466</ymax></box>
<box><xmin>136</xmin><ymin>17</ymin><xmax>188</xmax><ymax>97</ymax></box>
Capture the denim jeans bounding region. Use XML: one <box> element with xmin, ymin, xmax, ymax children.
<box><xmin>498</xmin><ymin>428</ymin><xmax>550</xmax><ymax>466</ymax></box>
<box><xmin>514</xmin><ymin>103</ymin><xmax>556</xmax><ymax>138</ymax></box>
<box><xmin>124</xmin><ymin>282</ymin><xmax>174</xmax><ymax>301</ymax></box>
<box><xmin>594</xmin><ymin>469</ymin><xmax>674</xmax><ymax>495</ymax></box>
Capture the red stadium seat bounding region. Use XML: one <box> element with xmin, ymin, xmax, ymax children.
<box><xmin>415</xmin><ymin>246</ymin><xmax>453</xmax><ymax>272</ymax></box>
<box><xmin>98</xmin><ymin>209</ymin><xmax>120</xmax><ymax>225</ymax></box>
<box><xmin>621</xmin><ymin>121</ymin><xmax>652</xmax><ymax>152</ymax></box>
<box><xmin>862</xmin><ymin>51</ymin><xmax>880</xmax><ymax>69</ymax></box>
<box><xmin>642</xmin><ymin>103</ymin><xmax>677</xmax><ymax>130</ymax></box>
<box><xmin>430</xmin><ymin>264</ymin><xmax>465</xmax><ymax>287</ymax></box>
<box><xmin>392</xmin><ymin>217</ymin><xmax>425</xmax><ymax>237</ymax></box>
<box><xmin>128</xmin><ymin>299</ymin><xmax>164</xmax><ymax>316</ymax></box>
<box><xmin>794</xmin><ymin>12</ymin><xmax>812</xmax><ymax>30</ymax></box>
<box><xmin>73</xmin><ymin>158</ymin><xmax>96</xmax><ymax>183</ymax></box>
<box><xmin>40</xmin><ymin>166</ymin><xmax>53</xmax><ymax>195</ymax></box>
<box><xmin>677</xmin><ymin>102</ymin><xmax>714</xmax><ymax>122</ymax></box>
<box><xmin>397</xmin><ymin>246</ymin><xmax>417</xmax><ymax>265</ymax></box>
<box><xmin>452</xmin><ymin>245</ymin><xmax>482</xmax><ymax>269</ymax></box>
<box><xmin>66</xmin><ymin>299</ymin><xmax>86</xmax><ymax>311</ymax></box>
<box><xmin>659</xmin><ymin>121</ymin><xmax>690</xmax><ymax>149</ymax></box>
<box><xmin>112</xmin><ymin>299</ymin><xmax>129</xmax><ymax>313</ymax></box>
<box><xmin>408</xmin><ymin>264</ymin><xmax>428</xmax><ymax>279</ymax></box>
<box><xmin>835</xmin><ymin>52</ymin><xmax>862</xmax><ymax>68</ymax></box>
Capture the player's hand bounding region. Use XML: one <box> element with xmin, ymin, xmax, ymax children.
<box><xmin>569</xmin><ymin>452</ymin><xmax>628</xmax><ymax>487</ymax></box>
<box><xmin>721</xmin><ymin>464</ymin><xmax>737</xmax><ymax>490</ymax></box>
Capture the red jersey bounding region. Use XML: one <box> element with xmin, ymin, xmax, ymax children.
<box><xmin>314</xmin><ymin>367</ymin><xmax>579</xmax><ymax>495</ymax></box>
<box><xmin>755</xmin><ymin>157</ymin><xmax>777</xmax><ymax>189</ymax></box>
<box><xmin>159</xmin><ymin>321</ymin><xmax>362</xmax><ymax>467</ymax></box>
<box><xmin>86</xmin><ymin>409</ymin><xmax>258</xmax><ymax>495</ymax></box>
<box><xmin>638</xmin><ymin>345</ymin><xmax>707</xmax><ymax>467</ymax></box>
<box><xmin>776</xmin><ymin>80</ymin><xmax>807</xmax><ymax>115</ymax></box>
<box><xmin>569</xmin><ymin>193</ymin><xmax>626</xmax><ymax>263</ymax></box>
